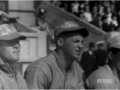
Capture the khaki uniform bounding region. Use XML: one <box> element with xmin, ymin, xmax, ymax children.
<box><xmin>25</xmin><ymin>51</ymin><xmax>84</xmax><ymax>89</ymax></box>
<box><xmin>86</xmin><ymin>65</ymin><xmax>120</xmax><ymax>89</ymax></box>
<box><xmin>0</xmin><ymin>63</ymin><xmax>28</xmax><ymax>89</ymax></box>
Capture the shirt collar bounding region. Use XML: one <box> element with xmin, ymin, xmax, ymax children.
<box><xmin>88</xmin><ymin>50</ymin><xmax>93</xmax><ymax>55</ymax></box>
<box><xmin>52</xmin><ymin>51</ymin><xmax>67</xmax><ymax>75</ymax></box>
<box><xmin>0</xmin><ymin>58</ymin><xmax>17</xmax><ymax>75</ymax></box>
<box><xmin>52</xmin><ymin>51</ymin><xmax>80</xmax><ymax>75</ymax></box>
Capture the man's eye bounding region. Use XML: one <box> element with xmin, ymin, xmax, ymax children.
<box><xmin>81</xmin><ymin>41</ymin><xmax>84</xmax><ymax>44</ymax></box>
<box><xmin>73</xmin><ymin>40</ymin><xmax>79</xmax><ymax>43</ymax></box>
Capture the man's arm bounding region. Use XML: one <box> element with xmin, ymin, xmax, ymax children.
<box><xmin>86</xmin><ymin>75</ymin><xmax>116</xmax><ymax>89</ymax></box>
<box><xmin>24</xmin><ymin>68</ymin><xmax>50</xmax><ymax>89</ymax></box>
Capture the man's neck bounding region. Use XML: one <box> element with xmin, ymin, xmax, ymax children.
<box><xmin>55</xmin><ymin>49</ymin><xmax>73</xmax><ymax>72</ymax></box>
<box><xmin>108</xmin><ymin>62</ymin><xmax>120</xmax><ymax>76</ymax></box>
<box><xmin>0</xmin><ymin>57</ymin><xmax>15</xmax><ymax>70</ymax></box>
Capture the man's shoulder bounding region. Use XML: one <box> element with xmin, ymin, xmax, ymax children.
<box><xmin>26</xmin><ymin>52</ymin><xmax>56</xmax><ymax>71</ymax></box>
<box><xmin>87</xmin><ymin>65</ymin><xmax>113</xmax><ymax>80</ymax></box>
<box><xmin>86</xmin><ymin>65</ymin><xmax>118</xmax><ymax>89</ymax></box>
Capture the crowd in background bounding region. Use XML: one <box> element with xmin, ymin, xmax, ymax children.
<box><xmin>50</xmin><ymin>0</ymin><xmax>120</xmax><ymax>32</ymax></box>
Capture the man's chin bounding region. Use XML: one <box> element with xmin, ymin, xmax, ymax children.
<box><xmin>9</xmin><ymin>58</ymin><xmax>19</xmax><ymax>63</ymax></box>
<box><xmin>73</xmin><ymin>56</ymin><xmax>80</xmax><ymax>60</ymax></box>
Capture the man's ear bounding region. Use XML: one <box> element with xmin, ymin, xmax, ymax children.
<box><xmin>108</xmin><ymin>51</ymin><xmax>113</xmax><ymax>61</ymax></box>
<box><xmin>57</xmin><ymin>38</ymin><xmax>64</xmax><ymax>47</ymax></box>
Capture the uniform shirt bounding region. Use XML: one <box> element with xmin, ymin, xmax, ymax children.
<box><xmin>0</xmin><ymin>63</ymin><xmax>28</xmax><ymax>89</ymax></box>
<box><xmin>25</xmin><ymin>51</ymin><xmax>84</xmax><ymax>89</ymax></box>
<box><xmin>86</xmin><ymin>64</ymin><xmax>120</xmax><ymax>89</ymax></box>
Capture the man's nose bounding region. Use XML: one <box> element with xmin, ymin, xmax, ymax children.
<box><xmin>14</xmin><ymin>43</ymin><xmax>20</xmax><ymax>49</ymax></box>
<box><xmin>78</xmin><ymin>43</ymin><xmax>83</xmax><ymax>48</ymax></box>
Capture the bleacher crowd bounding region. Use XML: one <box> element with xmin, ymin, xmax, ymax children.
<box><xmin>50</xmin><ymin>0</ymin><xmax>120</xmax><ymax>32</ymax></box>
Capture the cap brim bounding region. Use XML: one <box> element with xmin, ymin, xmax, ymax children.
<box><xmin>0</xmin><ymin>33</ymin><xmax>26</xmax><ymax>40</ymax></box>
<box><xmin>77</xmin><ymin>27</ymin><xmax>89</xmax><ymax>37</ymax></box>
<box><xmin>64</xmin><ymin>27</ymin><xmax>89</xmax><ymax>37</ymax></box>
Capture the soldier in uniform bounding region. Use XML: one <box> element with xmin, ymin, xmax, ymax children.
<box><xmin>24</xmin><ymin>21</ymin><xmax>89</xmax><ymax>89</ymax></box>
<box><xmin>86</xmin><ymin>31</ymin><xmax>120</xmax><ymax>89</ymax></box>
<box><xmin>0</xmin><ymin>24</ymin><xmax>28</xmax><ymax>89</ymax></box>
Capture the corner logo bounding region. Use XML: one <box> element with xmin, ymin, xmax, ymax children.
<box><xmin>97</xmin><ymin>79</ymin><xmax>113</xmax><ymax>83</ymax></box>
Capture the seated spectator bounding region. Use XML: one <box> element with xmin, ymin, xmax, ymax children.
<box><xmin>92</xmin><ymin>5</ymin><xmax>99</xmax><ymax>20</ymax></box>
<box><xmin>37</xmin><ymin>15</ymin><xmax>48</xmax><ymax>31</ymax></box>
<box><xmin>91</xmin><ymin>14</ymin><xmax>103</xmax><ymax>29</ymax></box>
<box><xmin>80</xmin><ymin>42</ymin><xmax>97</xmax><ymax>79</ymax></box>
<box><xmin>94</xmin><ymin>41</ymin><xmax>107</xmax><ymax>68</ymax></box>
<box><xmin>37</xmin><ymin>9</ymin><xmax>53</xmax><ymax>39</ymax></box>
<box><xmin>111</xmin><ymin>14</ymin><xmax>118</xmax><ymax>30</ymax></box>
<box><xmin>98</xmin><ymin>2</ymin><xmax>105</xmax><ymax>16</ymax></box>
<box><xmin>60</xmin><ymin>1</ymin><xmax>68</xmax><ymax>11</ymax></box>
<box><xmin>102</xmin><ymin>15</ymin><xmax>114</xmax><ymax>32</ymax></box>
<box><xmin>103</xmin><ymin>1</ymin><xmax>111</xmax><ymax>9</ymax></box>
<box><xmin>79</xmin><ymin>8</ymin><xmax>85</xmax><ymax>19</ymax></box>
<box><xmin>104</xmin><ymin>7</ymin><xmax>112</xmax><ymax>25</ymax></box>
<box><xmin>83</xmin><ymin>5</ymin><xmax>93</xmax><ymax>22</ymax></box>
<box><xmin>71</xmin><ymin>1</ymin><xmax>80</xmax><ymax>17</ymax></box>
<box><xmin>117</xmin><ymin>9</ymin><xmax>120</xmax><ymax>26</ymax></box>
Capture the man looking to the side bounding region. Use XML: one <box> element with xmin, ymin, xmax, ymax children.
<box><xmin>0</xmin><ymin>24</ymin><xmax>28</xmax><ymax>89</ymax></box>
<box><xmin>25</xmin><ymin>21</ymin><xmax>89</xmax><ymax>89</ymax></box>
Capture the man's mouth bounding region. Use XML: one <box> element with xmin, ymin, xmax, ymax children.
<box><xmin>13</xmin><ymin>51</ymin><xmax>19</xmax><ymax>54</ymax></box>
<box><xmin>76</xmin><ymin>50</ymin><xmax>81</xmax><ymax>55</ymax></box>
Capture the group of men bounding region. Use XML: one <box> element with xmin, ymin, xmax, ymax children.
<box><xmin>80</xmin><ymin>40</ymin><xmax>107</xmax><ymax>79</ymax></box>
<box><xmin>0</xmin><ymin>20</ymin><xmax>120</xmax><ymax>89</ymax></box>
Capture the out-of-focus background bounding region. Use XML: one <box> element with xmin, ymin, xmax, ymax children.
<box><xmin>1</xmin><ymin>0</ymin><xmax>119</xmax><ymax>75</ymax></box>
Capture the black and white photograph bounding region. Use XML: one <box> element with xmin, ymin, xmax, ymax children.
<box><xmin>0</xmin><ymin>0</ymin><xmax>120</xmax><ymax>89</ymax></box>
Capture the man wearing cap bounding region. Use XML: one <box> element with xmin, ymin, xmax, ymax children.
<box><xmin>86</xmin><ymin>31</ymin><xmax>120</xmax><ymax>89</ymax></box>
<box><xmin>80</xmin><ymin>42</ymin><xmax>97</xmax><ymax>79</ymax></box>
<box><xmin>24</xmin><ymin>21</ymin><xmax>89</xmax><ymax>89</ymax></box>
<box><xmin>94</xmin><ymin>41</ymin><xmax>107</xmax><ymax>68</ymax></box>
<box><xmin>0</xmin><ymin>24</ymin><xmax>28</xmax><ymax>89</ymax></box>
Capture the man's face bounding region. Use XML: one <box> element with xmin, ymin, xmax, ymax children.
<box><xmin>0</xmin><ymin>38</ymin><xmax>20</xmax><ymax>63</ymax></box>
<box><xmin>62</xmin><ymin>33</ymin><xmax>84</xmax><ymax>60</ymax></box>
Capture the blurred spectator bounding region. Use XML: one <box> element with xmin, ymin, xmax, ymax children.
<box><xmin>37</xmin><ymin>8</ymin><xmax>53</xmax><ymax>39</ymax></box>
<box><xmin>105</xmin><ymin>7</ymin><xmax>112</xmax><ymax>25</ymax></box>
<box><xmin>111</xmin><ymin>1</ymin><xmax>115</xmax><ymax>13</ymax></box>
<box><xmin>71</xmin><ymin>1</ymin><xmax>80</xmax><ymax>17</ymax></box>
<box><xmin>94</xmin><ymin>41</ymin><xmax>107</xmax><ymax>68</ymax></box>
<box><xmin>82</xmin><ymin>5</ymin><xmax>93</xmax><ymax>22</ymax></box>
<box><xmin>60</xmin><ymin>1</ymin><xmax>68</xmax><ymax>11</ymax></box>
<box><xmin>80</xmin><ymin>42</ymin><xmax>97</xmax><ymax>79</ymax></box>
<box><xmin>98</xmin><ymin>2</ymin><xmax>105</xmax><ymax>16</ymax></box>
<box><xmin>111</xmin><ymin>14</ymin><xmax>118</xmax><ymax>30</ymax></box>
<box><xmin>92</xmin><ymin>5</ymin><xmax>98</xmax><ymax>20</ymax></box>
<box><xmin>102</xmin><ymin>15</ymin><xmax>113</xmax><ymax>32</ymax></box>
<box><xmin>103</xmin><ymin>1</ymin><xmax>111</xmax><ymax>9</ymax></box>
<box><xmin>117</xmin><ymin>10</ymin><xmax>120</xmax><ymax>25</ymax></box>
<box><xmin>79</xmin><ymin>2</ymin><xmax>85</xmax><ymax>19</ymax></box>
<box><xmin>66</xmin><ymin>1</ymin><xmax>73</xmax><ymax>12</ymax></box>
<box><xmin>38</xmin><ymin>17</ymin><xmax>53</xmax><ymax>39</ymax></box>
<box><xmin>91</xmin><ymin>14</ymin><xmax>102</xmax><ymax>29</ymax></box>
